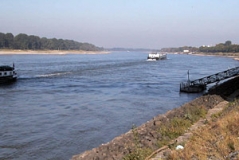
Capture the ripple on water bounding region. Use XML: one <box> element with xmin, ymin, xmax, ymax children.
<box><xmin>0</xmin><ymin>52</ymin><xmax>238</xmax><ymax>159</ymax></box>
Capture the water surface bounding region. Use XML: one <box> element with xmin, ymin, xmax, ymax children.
<box><xmin>0</xmin><ymin>52</ymin><xmax>238</xmax><ymax>159</ymax></box>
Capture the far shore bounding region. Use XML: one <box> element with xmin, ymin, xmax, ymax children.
<box><xmin>172</xmin><ymin>51</ymin><xmax>239</xmax><ymax>61</ymax></box>
<box><xmin>193</xmin><ymin>52</ymin><xmax>239</xmax><ymax>61</ymax></box>
<box><xmin>0</xmin><ymin>49</ymin><xmax>110</xmax><ymax>55</ymax></box>
<box><xmin>1</xmin><ymin>49</ymin><xmax>239</xmax><ymax>61</ymax></box>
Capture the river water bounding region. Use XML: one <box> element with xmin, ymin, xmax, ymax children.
<box><xmin>0</xmin><ymin>52</ymin><xmax>238</xmax><ymax>160</ymax></box>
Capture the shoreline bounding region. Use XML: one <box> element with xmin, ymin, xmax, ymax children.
<box><xmin>72</xmin><ymin>76</ymin><xmax>239</xmax><ymax>160</ymax></box>
<box><xmin>71</xmin><ymin>53</ymin><xmax>239</xmax><ymax>159</ymax></box>
<box><xmin>0</xmin><ymin>49</ymin><xmax>110</xmax><ymax>55</ymax></box>
<box><xmin>170</xmin><ymin>51</ymin><xmax>239</xmax><ymax>61</ymax></box>
<box><xmin>191</xmin><ymin>52</ymin><xmax>239</xmax><ymax>61</ymax></box>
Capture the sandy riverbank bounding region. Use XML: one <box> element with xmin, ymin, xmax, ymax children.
<box><xmin>0</xmin><ymin>49</ymin><xmax>110</xmax><ymax>55</ymax></box>
<box><xmin>191</xmin><ymin>52</ymin><xmax>239</xmax><ymax>61</ymax></box>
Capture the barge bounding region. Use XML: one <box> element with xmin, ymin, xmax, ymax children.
<box><xmin>147</xmin><ymin>52</ymin><xmax>167</xmax><ymax>61</ymax></box>
<box><xmin>0</xmin><ymin>64</ymin><xmax>17</xmax><ymax>84</ymax></box>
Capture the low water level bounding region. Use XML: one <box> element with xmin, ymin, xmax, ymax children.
<box><xmin>0</xmin><ymin>52</ymin><xmax>238</xmax><ymax>159</ymax></box>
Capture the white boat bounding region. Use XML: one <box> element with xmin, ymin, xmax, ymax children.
<box><xmin>0</xmin><ymin>64</ymin><xmax>17</xmax><ymax>84</ymax></box>
<box><xmin>147</xmin><ymin>52</ymin><xmax>167</xmax><ymax>61</ymax></box>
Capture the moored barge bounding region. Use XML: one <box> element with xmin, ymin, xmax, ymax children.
<box><xmin>0</xmin><ymin>64</ymin><xmax>17</xmax><ymax>84</ymax></box>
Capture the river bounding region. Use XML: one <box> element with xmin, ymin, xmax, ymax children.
<box><xmin>0</xmin><ymin>52</ymin><xmax>238</xmax><ymax>160</ymax></box>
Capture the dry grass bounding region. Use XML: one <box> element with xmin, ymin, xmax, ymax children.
<box><xmin>169</xmin><ymin>102</ymin><xmax>239</xmax><ymax>160</ymax></box>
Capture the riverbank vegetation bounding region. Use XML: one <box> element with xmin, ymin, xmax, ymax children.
<box><xmin>123</xmin><ymin>101</ymin><xmax>239</xmax><ymax>160</ymax></box>
<box><xmin>169</xmin><ymin>100</ymin><xmax>239</xmax><ymax>160</ymax></box>
<box><xmin>123</xmin><ymin>104</ymin><xmax>208</xmax><ymax>160</ymax></box>
<box><xmin>0</xmin><ymin>32</ymin><xmax>103</xmax><ymax>51</ymax></box>
<box><xmin>161</xmin><ymin>40</ymin><xmax>239</xmax><ymax>54</ymax></box>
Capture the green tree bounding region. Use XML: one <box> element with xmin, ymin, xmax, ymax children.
<box><xmin>0</xmin><ymin>32</ymin><xmax>103</xmax><ymax>51</ymax></box>
<box><xmin>14</xmin><ymin>33</ymin><xmax>29</xmax><ymax>49</ymax></box>
<box><xmin>0</xmin><ymin>32</ymin><xmax>5</xmax><ymax>48</ymax></box>
<box><xmin>225</xmin><ymin>40</ymin><xmax>232</xmax><ymax>46</ymax></box>
<box><xmin>28</xmin><ymin>35</ymin><xmax>41</xmax><ymax>50</ymax></box>
<box><xmin>5</xmin><ymin>33</ymin><xmax>14</xmax><ymax>48</ymax></box>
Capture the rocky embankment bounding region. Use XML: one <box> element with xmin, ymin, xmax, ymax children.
<box><xmin>72</xmin><ymin>76</ymin><xmax>239</xmax><ymax>160</ymax></box>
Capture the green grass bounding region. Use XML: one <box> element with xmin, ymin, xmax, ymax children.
<box><xmin>123</xmin><ymin>125</ymin><xmax>153</xmax><ymax>160</ymax></box>
<box><xmin>157</xmin><ymin>106</ymin><xmax>207</xmax><ymax>148</ymax></box>
<box><xmin>123</xmin><ymin>106</ymin><xmax>207</xmax><ymax>160</ymax></box>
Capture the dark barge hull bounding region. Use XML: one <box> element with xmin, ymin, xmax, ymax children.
<box><xmin>0</xmin><ymin>76</ymin><xmax>17</xmax><ymax>84</ymax></box>
<box><xmin>180</xmin><ymin>84</ymin><xmax>206</xmax><ymax>93</ymax></box>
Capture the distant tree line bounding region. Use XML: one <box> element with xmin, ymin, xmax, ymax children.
<box><xmin>0</xmin><ymin>32</ymin><xmax>103</xmax><ymax>51</ymax></box>
<box><xmin>199</xmin><ymin>41</ymin><xmax>239</xmax><ymax>53</ymax></box>
<box><xmin>161</xmin><ymin>41</ymin><xmax>239</xmax><ymax>53</ymax></box>
<box><xmin>161</xmin><ymin>46</ymin><xmax>198</xmax><ymax>52</ymax></box>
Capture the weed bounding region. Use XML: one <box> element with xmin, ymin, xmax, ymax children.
<box><xmin>228</xmin><ymin>141</ymin><xmax>235</xmax><ymax>151</ymax></box>
<box><xmin>123</xmin><ymin>125</ymin><xmax>153</xmax><ymax>160</ymax></box>
<box><xmin>157</xmin><ymin>106</ymin><xmax>207</xmax><ymax>148</ymax></box>
<box><xmin>159</xmin><ymin>117</ymin><xmax>191</xmax><ymax>139</ymax></box>
<box><xmin>124</xmin><ymin>105</ymin><xmax>208</xmax><ymax>159</ymax></box>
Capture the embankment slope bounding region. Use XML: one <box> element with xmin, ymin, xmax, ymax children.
<box><xmin>72</xmin><ymin>76</ymin><xmax>239</xmax><ymax>160</ymax></box>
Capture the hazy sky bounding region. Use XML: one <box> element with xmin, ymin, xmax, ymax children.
<box><xmin>1</xmin><ymin>0</ymin><xmax>239</xmax><ymax>49</ymax></box>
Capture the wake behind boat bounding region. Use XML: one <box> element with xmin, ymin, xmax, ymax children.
<box><xmin>0</xmin><ymin>64</ymin><xmax>17</xmax><ymax>84</ymax></box>
<box><xmin>147</xmin><ymin>52</ymin><xmax>167</xmax><ymax>61</ymax></box>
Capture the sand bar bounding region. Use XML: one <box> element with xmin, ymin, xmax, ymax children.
<box><xmin>0</xmin><ymin>49</ymin><xmax>110</xmax><ymax>55</ymax></box>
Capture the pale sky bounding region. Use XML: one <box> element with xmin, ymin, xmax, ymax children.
<box><xmin>1</xmin><ymin>0</ymin><xmax>239</xmax><ymax>49</ymax></box>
